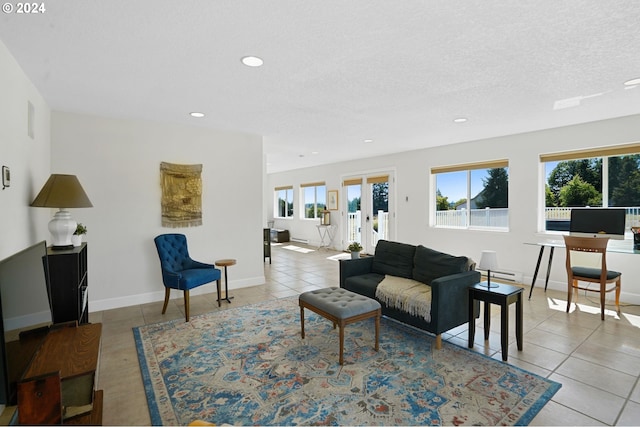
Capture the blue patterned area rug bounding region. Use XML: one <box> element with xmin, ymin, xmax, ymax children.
<box><xmin>133</xmin><ymin>297</ymin><xmax>560</xmax><ymax>426</ymax></box>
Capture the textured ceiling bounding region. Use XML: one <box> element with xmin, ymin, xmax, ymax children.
<box><xmin>1</xmin><ymin>0</ymin><xmax>640</xmax><ymax>173</ymax></box>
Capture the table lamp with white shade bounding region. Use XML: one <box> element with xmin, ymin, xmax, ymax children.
<box><xmin>478</xmin><ymin>250</ymin><xmax>499</xmax><ymax>289</ymax></box>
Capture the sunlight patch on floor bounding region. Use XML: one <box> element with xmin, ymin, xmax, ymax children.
<box><xmin>621</xmin><ymin>312</ymin><xmax>640</xmax><ymax>327</ymax></box>
<box><xmin>326</xmin><ymin>253</ymin><xmax>351</xmax><ymax>261</ymax></box>
<box><xmin>282</xmin><ymin>245</ymin><xmax>315</xmax><ymax>254</ymax></box>
<box><xmin>547</xmin><ymin>296</ymin><xmax>627</xmax><ymax>320</ymax></box>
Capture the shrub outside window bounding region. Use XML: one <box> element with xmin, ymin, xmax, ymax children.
<box><xmin>432</xmin><ymin>160</ymin><xmax>509</xmax><ymax>230</ymax></box>
<box><xmin>301</xmin><ymin>182</ymin><xmax>326</xmax><ymax>219</ymax></box>
<box><xmin>275</xmin><ymin>186</ymin><xmax>293</xmax><ymax>218</ymax></box>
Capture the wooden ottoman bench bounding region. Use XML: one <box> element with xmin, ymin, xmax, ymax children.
<box><xmin>299</xmin><ymin>287</ymin><xmax>381</xmax><ymax>365</ymax></box>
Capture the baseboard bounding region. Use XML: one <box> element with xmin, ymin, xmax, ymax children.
<box><xmin>89</xmin><ymin>275</ymin><xmax>266</xmax><ymax>312</ymax></box>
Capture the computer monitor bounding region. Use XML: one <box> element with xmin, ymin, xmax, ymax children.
<box><xmin>569</xmin><ymin>208</ymin><xmax>626</xmax><ymax>240</ymax></box>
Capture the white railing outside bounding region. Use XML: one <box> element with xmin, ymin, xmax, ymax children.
<box><xmin>435</xmin><ymin>208</ymin><xmax>509</xmax><ymax>228</ymax></box>
<box><xmin>347</xmin><ymin>211</ymin><xmax>361</xmax><ymax>242</ymax></box>
<box><xmin>347</xmin><ymin>211</ymin><xmax>390</xmax><ymax>247</ymax></box>
<box><xmin>545</xmin><ymin>206</ymin><xmax>640</xmax><ymax>228</ymax></box>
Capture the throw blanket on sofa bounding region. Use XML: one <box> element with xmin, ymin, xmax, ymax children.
<box><xmin>375</xmin><ymin>275</ymin><xmax>432</xmax><ymax>322</ymax></box>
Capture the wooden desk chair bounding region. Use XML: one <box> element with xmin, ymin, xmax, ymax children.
<box><xmin>563</xmin><ymin>235</ymin><xmax>621</xmax><ymax>320</ymax></box>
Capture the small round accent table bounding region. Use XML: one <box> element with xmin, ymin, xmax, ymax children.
<box><xmin>215</xmin><ymin>259</ymin><xmax>236</xmax><ymax>304</ymax></box>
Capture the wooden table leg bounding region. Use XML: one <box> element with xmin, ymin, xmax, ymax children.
<box><xmin>516</xmin><ymin>292</ymin><xmax>523</xmax><ymax>351</ymax></box>
<box><xmin>468</xmin><ymin>291</ymin><xmax>476</xmax><ymax>348</ymax></box>
<box><xmin>483</xmin><ymin>301</ymin><xmax>491</xmax><ymax>340</ymax></box>
<box><xmin>501</xmin><ymin>300</ymin><xmax>509</xmax><ymax>361</ymax></box>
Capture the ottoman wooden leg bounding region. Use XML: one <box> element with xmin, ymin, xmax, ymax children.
<box><xmin>375</xmin><ymin>310</ymin><xmax>380</xmax><ymax>352</ymax></box>
<box><xmin>339</xmin><ymin>320</ymin><xmax>345</xmax><ymax>365</ymax></box>
<box><xmin>300</xmin><ymin>306</ymin><xmax>305</xmax><ymax>339</ymax></box>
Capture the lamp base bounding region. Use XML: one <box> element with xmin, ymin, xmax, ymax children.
<box><xmin>50</xmin><ymin>245</ymin><xmax>74</xmax><ymax>251</ymax></box>
<box><xmin>482</xmin><ymin>281</ymin><xmax>500</xmax><ymax>289</ymax></box>
<box><xmin>48</xmin><ymin>209</ymin><xmax>77</xmax><ymax>248</ymax></box>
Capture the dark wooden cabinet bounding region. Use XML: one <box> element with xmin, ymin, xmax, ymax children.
<box><xmin>47</xmin><ymin>243</ymin><xmax>88</xmax><ymax>324</ymax></box>
<box><xmin>263</xmin><ymin>228</ymin><xmax>271</xmax><ymax>263</ymax></box>
<box><xmin>18</xmin><ymin>323</ymin><xmax>102</xmax><ymax>425</ymax></box>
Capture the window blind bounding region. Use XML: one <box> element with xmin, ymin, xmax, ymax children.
<box><xmin>540</xmin><ymin>142</ymin><xmax>640</xmax><ymax>162</ymax></box>
<box><xmin>431</xmin><ymin>159</ymin><xmax>509</xmax><ymax>174</ymax></box>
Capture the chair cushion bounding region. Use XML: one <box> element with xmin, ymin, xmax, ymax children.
<box><xmin>372</xmin><ymin>240</ymin><xmax>416</xmax><ymax>279</ymax></box>
<box><xmin>413</xmin><ymin>245</ymin><xmax>470</xmax><ymax>285</ymax></box>
<box><xmin>343</xmin><ymin>273</ymin><xmax>384</xmax><ymax>299</ymax></box>
<box><xmin>572</xmin><ymin>266</ymin><xmax>621</xmax><ymax>280</ymax></box>
<box><xmin>179</xmin><ymin>268</ymin><xmax>220</xmax><ymax>290</ymax></box>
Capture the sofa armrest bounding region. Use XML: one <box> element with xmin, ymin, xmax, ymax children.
<box><xmin>429</xmin><ymin>270</ymin><xmax>481</xmax><ymax>334</ymax></box>
<box><xmin>339</xmin><ymin>257</ymin><xmax>374</xmax><ymax>287</ymax></box>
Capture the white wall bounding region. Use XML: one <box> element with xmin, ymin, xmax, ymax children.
<box><xmin>267</xmin><ymin>115</ymin><xmax>640</xmax><ymax>304</ymax></box>
<box><xmin>51</xmin><ymin>111</ymin><xmax>265</xmax><ymax>311</ymax></box>
<box><xmin>0</xmin><ymin>40</ymin><xmax>51</xmax><ymax>260</ymax></box>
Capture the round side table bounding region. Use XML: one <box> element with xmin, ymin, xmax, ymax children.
<box><xmin>215</xmin><ymin>259</ymin><xmax>236</xmax><ymax>304</ymax></box>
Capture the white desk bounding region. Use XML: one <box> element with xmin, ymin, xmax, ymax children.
<box><xmin>316</xmin><ymin>225</ymin><xmax>336</xmax><ymax>249</ymax></box>
<box><xmin>525</xmin><ymin>240</ymin><xmax>639</xmax><ymax>299</ymax></box>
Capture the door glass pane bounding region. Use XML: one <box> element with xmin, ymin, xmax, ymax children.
<box><xmin>371</xmin><ymin>181</ymin><xmax>389</xmax><ymax>247</ymax></box>
<box><xmin>346</xmin><ymin>184</ymin><xmax>361</xmax><ymax>244</ymax></box>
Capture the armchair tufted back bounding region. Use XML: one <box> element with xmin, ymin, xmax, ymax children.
<box><xmin>154</xmin><ymin>234</ymin><xmax>193</xmax><ymax>272</ymax></box>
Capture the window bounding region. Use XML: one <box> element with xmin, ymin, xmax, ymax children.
<box><xmin>432</xmin><ymin>160</ymin><xmax>509</xmax><ymax>229</ymax></box>
<box><xmin>275</xmin><ymin>186</ymin><xmax>294</xmax><ymax>218</ymax></box>
<box><xmin>300</xmin><ymin>182</ymin><xmax>326</xmax><ymax>219</ymax></box>
<box><xmin>541</xmin><ymin>143</ymin><xmax>640</xmax><ymax>232</ymax></box>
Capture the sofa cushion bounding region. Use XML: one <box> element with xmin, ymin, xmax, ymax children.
<box><xmin>372</xmin><ymin>240</ymin><xmax>416</xmax><ymax>279</ymax></box>
<box><xmin>343</xmin><ymin>273</ymin><xmax>384</xmax><ymax>299</ymax></box>
<box><xmin>413</xmin><ymin>245</ymin><xmax>470</xmax><ymax>285</ymax></box>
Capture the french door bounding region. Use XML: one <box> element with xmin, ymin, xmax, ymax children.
<box><xmin>344</xmin><ymin>173</ymin><xmax>392</xmax><ymax>254</ymax></box>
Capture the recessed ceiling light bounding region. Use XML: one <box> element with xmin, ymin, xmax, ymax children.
<box><xmin>190</xmin><ymin>112</ymin><xmax>205</xmax><ymax>118</ymax></box>
<box><xmin>311</xmin><ymin>151</ymin><xmax>319</xmax><ymax>155</ymax></box>
<box><xmin>624</xmin><ymin>77</ymin><xmax>640</xmax><ymax>86</ymax></box>
<box><xmin>364</xmin><ymin>139</ymin><xmax>373</xmax><ymax>143</ymax></box>
<box><xmin>453</xmin><ymin>117</ymin><xmax>468</xmax><ymax>123</ymax></box>
<box><xmin>241</xmin><ymin>56</ymin><xmax>264</xmax><ymax>67</ymax></box>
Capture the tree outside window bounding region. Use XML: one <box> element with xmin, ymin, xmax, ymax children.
<box><xmin>543</xmin><ymin>152</ymin><xmax>640</xmax><ymax>231</ymax></box>
<box><xmin>433</xmin><ymin>163</ymin><xmax>509</xmax><ymax>229</ymax></box>
<box><xmin>276</xmin><ymin>188</ymin><xmax>293</xmax><ymax>218</ymax></box>
<box><xmin>303</xmin><ymin>185</ymin><xmax>326</xmax><ymax>219</ymax></box>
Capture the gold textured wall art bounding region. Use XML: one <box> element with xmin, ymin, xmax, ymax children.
<box><xmin>160</xmin><ymin>162</ymin><xmax>203</xmax><ymax>228</ymax></box>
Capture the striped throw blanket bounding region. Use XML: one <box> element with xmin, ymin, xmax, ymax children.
<box><xmin>375</xmin><ymin>275</ymin><xmax>432</xmax><ymax>322</ymax></box>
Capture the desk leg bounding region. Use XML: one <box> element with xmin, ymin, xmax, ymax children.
<box><xmin>528</xmin><ymin>246</ymin><xmax>545</xmax><ymax>300</ymax></box>
<box><xmin>468</xmin><ymin>294</ymin><xmax>475</xmax><ymax>348</ymax></box>
<box><xmin>501</xmin><ymin>301</ymin><xmax>509</xmax><ymax>361</ymax></box>
<box><xmin>543</xmin><ymin>246</ymin><xmax>554</xmax><ymax>292</ymax></box>
<box><xmin>483</xmin><ymin>302</ymin><xmax>491</xmax><ymax>340</ymax></box>
<box><xmin>516</xmin><ymin>293</ymin><xmax>523</xmax><ymax>351</ymax></box>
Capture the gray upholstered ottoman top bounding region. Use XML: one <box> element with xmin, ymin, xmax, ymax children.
<box><xmin>299</xmin><ymin>287</ymin><xmax>381</xmax><ymax>319</ymax></box>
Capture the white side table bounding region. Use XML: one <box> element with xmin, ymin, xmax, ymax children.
<box><xmin>316</xmin><ymin>224</ymin><xmax>335</xmax><ymax>249</ymax></box>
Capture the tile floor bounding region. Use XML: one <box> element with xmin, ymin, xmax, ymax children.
<box><xmin>92</xmin><ymin>242</ymin><xmax>640</xmax><ymax>425</ymax></box>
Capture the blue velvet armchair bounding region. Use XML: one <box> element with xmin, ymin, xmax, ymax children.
<box><xmin>154</xmin><ymin>233</ymin><xmax>222</xmax><ymax>322</ymax></box>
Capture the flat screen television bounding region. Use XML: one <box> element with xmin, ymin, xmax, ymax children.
<box><xmin>569</xmin><ymin>208</ymin><xmax>626</xmax><ymax>240</ymax></box>
<box><xmin>0</xmin><ymin>240</ymin><xmax>52</xmax><ymax>406</ymax></box>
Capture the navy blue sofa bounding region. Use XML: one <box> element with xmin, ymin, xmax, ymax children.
<box><xmin>340</xmin><ymin>240</ymin><xmax>480</xmax><ymax>348</ymax></box>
